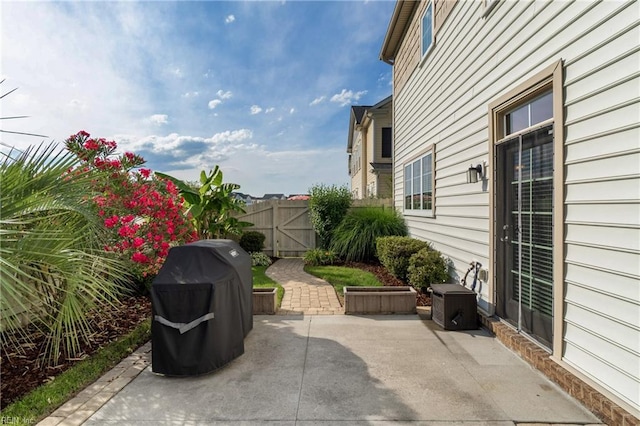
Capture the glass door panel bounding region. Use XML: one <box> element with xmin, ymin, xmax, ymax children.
<box><xmin>496</xmin><ymin>124</ymin><xmax>554</xmax><ymax>348</ymax></box>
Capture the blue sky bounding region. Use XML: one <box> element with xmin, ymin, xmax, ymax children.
<box><xmin>1</xmin><ymin>0</ymin><xmax>396</xmax><ymax>197</ymax></box>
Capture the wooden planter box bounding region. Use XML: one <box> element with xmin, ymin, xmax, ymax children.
<box><xmin>344</xmin><ymin>286</ymin><xmax>417</xmax><ymax>314</ymax></box>
<box><xmin>253</xmin><ymin>288</ymin><xmax>278</xmax><ymax>315</ymax></box>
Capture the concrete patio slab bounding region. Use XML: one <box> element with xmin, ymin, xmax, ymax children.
<box><xmin>82</xmin><ymin>315</ymin><xmax>601</xmax><ymax>425</ymax></box>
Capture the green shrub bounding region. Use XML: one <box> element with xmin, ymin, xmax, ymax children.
<box><xmin>407</xmin><ymin>248</ymin><xmax>449</xmax><ymax>291</ymax></box>
<box><xmin>308</xmin><ymin>184</ymin><xmax>352</xmax><ymax>249</ymax></box>
<box><xmin>303</xmin><ymin>248</ymin><xmax>338</xmax><ymax>266</ymax></box>
<box><xmin>330</xmin><ymin>207</ymin><xmax>406</xmax><ymax>263</ymax></box>
<box><xmin>251</xmin><ymin>251</ymin><xmax>272</xmax><ymax>267</ymax></box>
<box><xmin>376</xmin><ymin>236</ymin><xmax>431</xmax><ymax>281</ymax></box>
<box><xmin>240</xmin><ymin>231</ymin><xmax>266</xmax><ymax>253</ymax></box>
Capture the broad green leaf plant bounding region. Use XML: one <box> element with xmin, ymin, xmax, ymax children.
<box><xmin>156</xmin><ymin>166</ymin><xmax>252</xmax><ymax>239</ymax></box>
<box><xmin>0</xmin><ymin>143</ymin><xmax>130</xmax><ymax>365</ymax></box>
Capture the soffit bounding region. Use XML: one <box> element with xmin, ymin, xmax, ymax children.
<box><xmin>379</xmin><ymin>1</ymin><xmax>420</xmax><ymax>64</ymax></box>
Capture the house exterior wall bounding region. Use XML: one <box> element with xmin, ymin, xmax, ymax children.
<box><xmin>350</xmin><ymin>130</ymin><xmax>364</xmax><ymax>198</ymax></box>
<box><xmin>372</xmin><ymin>107</ymin><xmax>394</xmax><ymax>198</ymax></box>
<box><xmin>349</xmin><ymin>99</ymin><xmax>393</xmax><ymax>199</ymax></box>
<box><xmin>389</xmin><ymin>0</ymin><xmax>639</xmax><ymax>415</ymax></box>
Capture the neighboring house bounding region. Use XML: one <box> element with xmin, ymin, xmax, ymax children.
<box><xmin>380</xmin><ymin>0</ymin><xmax>639</xmax><ymax>420</ymax></box>
<box><xmin>258</xmin><ymin>194</ymin><xmax>287</xmax><ymax>203</ymax></box>
<box><xmin>232</xmin><ymin>192</ymin><xmax>254</xmax><ymax>206</ymax></box>
<box><xmin>347</xmin><ymin>95</ymin><xmax>393</xmax><ymax>199</ymax></box>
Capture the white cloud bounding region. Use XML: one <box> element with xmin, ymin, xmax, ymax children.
<box><xmin>149</xmin><ymin>114</ymin><xmax>168</xmax><ymax>125</ymax></box>
<box><xmin>216</xmin><ymin>89</ymin><xmax>233</xmax><ymax>99</ymax></box>
<box><xmin>0</xmin><ymin>2</ymin><xmax>158</xmax><ymax>148</ymax></box>
<box><xmin>309</xmin><ymin>96</ymin><xmax>325</xmax><ymax>106</ymax></box>
<box><xmin>207</xmin><ymin>90</ymin><xmax>232</xmax><ymax>110</ymax></box>
<box><xmin>170</xmin><ymin>67</ymin><xmax>183</xmax><ymax>78</ymax></box>
<box><xmin>330</xmin><ymin>89</ymin><xmax>368</xmax><ymax>107</ymax></box>
<box><xmin>182</xmin><ymin>91</ymin><xmax>199</xmax><ymax>98</ymax></box>
<box><xmin>289</xmin><ymin>108</ymin><xmax>296</xmax><ymax>114</ymax></box>
<box><xmin>250</xmin><ymin>105</ymin><xmax>263</xmax><ymax>115</ymax></box>
<box><xmin>161</xmin><ymin>145</ymin><xmax>347</xmax><ymax>197</ymax></box>
<box><xmin>265</xmin><ymin>107</ymin><xmax>275</xmax><ymax>113</ymax></box>
<box><xmin>208</xmin><ymin>99</ymin><xmax>222</xmax><ymax>109</ymax></box>
<box><xmin>209</xmin><ymin>129</ymin><xmax>253</xmax><ymax>144</ymax></box>
<box><xmin>116</xmin><ymin>128</ymin><xmax>253</xmax><ymax>156</ymax></box>
<box><xmin>225</xmin><ymin>14</ymin><xmax>235</xmax><ymax>24</ymax></box>
<box><xmin>68</xmin><ymin>99</ymin><xmax>86</xmax><ymax>109</ymax></box>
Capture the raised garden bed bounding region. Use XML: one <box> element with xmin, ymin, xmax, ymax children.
<box><xmin>344</xmin><ymin>286</ymin><xmax>417</xmax><ymax>314</ymax></box>
<box><xmin>253</xmin><ymin>288</ymin><xmax>278</xmax><ymax>315</ymax></box>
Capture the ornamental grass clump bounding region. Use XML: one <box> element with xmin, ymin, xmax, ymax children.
<box><xmin>330</xmin><ymin>207</ymin><xmax>407</xmax><ymax>263</ymax></box>
<box><xmin>376</xmin><ymin>236</ymin><xmax>431</xmax><ymax>282</ymax></box>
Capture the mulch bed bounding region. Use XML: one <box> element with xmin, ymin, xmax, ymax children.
<box><xmin>345</xmin><ymin>261</ymin><xmax>431</xmax><ymax>306</ymax></box>
<box><xmin>0</xmin><ymin>295</ymin><xmax>151</xmax><ymax>409</ymax></box>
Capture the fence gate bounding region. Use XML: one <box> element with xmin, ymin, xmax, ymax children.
<box><xmin>236</xmin><ymin>200</ymin><xmax>315</xmax><ymax>257</ymax></box>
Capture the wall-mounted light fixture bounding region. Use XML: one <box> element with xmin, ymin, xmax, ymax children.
<box><xmin>467</xmin><ymin>164</ymin><xmax>483</xmax><ymax>184</ymax></box>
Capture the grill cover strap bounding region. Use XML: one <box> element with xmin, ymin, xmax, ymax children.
<box><xmin>154</xmin><ymin>312</ymin><xmax>215</xmax><ymax>334</ymax></box>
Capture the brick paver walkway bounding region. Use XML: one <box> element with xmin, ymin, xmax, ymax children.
<box><xmin>265</xmin><ymin>258</ymin><xmax>343</xmax><ymax>315</ymax></box>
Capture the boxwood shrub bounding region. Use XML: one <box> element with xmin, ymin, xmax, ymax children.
<box><xmin>407</xmin><ymin>247</ymin><xmax>449</xmax><ymax>291</ymax></box>
<box><xmin>376</xmin><ymin>236</ymin><xmax>431</xmax><ymax>281</ymax></box>
<box><xmin>239</xmin><ymin>231</ymin><xmax>266</xmax><ymax>253</ymax></box>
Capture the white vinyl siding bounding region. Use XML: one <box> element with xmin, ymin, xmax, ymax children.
<box><xmin>391</xmin><ymin>0</ymin><xmax>639</xmax><ymax>413</ymax></box>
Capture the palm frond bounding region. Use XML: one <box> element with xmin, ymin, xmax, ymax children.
<box><xmin>0</xmin><ymin>142</ymin><xmax>131</xmax><ymax>364</ymax></box>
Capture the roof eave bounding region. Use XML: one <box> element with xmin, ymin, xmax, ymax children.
<box><xmin>379</xmin><ymin>1</ymin><xmax>419</xmax><ymax>65</ymax></box>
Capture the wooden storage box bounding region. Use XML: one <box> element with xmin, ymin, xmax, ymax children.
<box><xmin>430</xmin><ymin>284</ymin><xmax>477</xmax><ymax>330</ymax></box>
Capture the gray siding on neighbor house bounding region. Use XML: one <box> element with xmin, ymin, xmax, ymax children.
<box><xmin>392</xmin><ymin>0</ymin><xmax>639</xmax><ymax>413</ymax></box>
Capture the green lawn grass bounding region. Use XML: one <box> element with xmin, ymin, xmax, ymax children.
<box><xmin>304</xmin><ymin>265</ymin><xmax>382</xmax><ymax>304</ymax></box>
<box><xmin>252</xmin><ymin>265</ymin><xmax>284</xmax><ymax>306</ymax></box>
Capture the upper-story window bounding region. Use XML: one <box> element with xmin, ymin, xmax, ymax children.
<box><xmin>482</xmin><ymin>0</ymin><xmax>499</xmax><ymax>18</ymax></box>
<box><xmin>421</xmin><ymin>1</ymin><xmax>434</xmax><ymax>58</ymax></box>
<box><xmin>382</xmin><ymin>127</ymin><xmax>392</xmax><ymax>158</ymax></box>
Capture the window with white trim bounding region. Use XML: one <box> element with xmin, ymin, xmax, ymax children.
<box><xmin>482</xmin><ymin>0</ymin><xmax>499</xmax><ymax>18</ymax></box>
<box><xmin>421</xmin><ymin>1</ymin><xmax>434</xmax><ymax>58</ymax></box>
<box><xmin>404</xmin><ymin>150</ymin><xmax>434</xmax><ymax>215</ymax></box>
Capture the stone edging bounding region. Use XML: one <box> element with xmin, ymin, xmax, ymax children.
<box><xmin>36</xmin><ymin>342</ymin><xmax>151</xmax><ymax>426</ymax></box>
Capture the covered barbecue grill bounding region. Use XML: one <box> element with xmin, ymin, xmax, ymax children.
<box><xmin>150</xmin><ymin>239</ymin><xmax>253</xmax><ymax>376</ymax></box>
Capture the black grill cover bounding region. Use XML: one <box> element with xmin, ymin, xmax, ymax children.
<box><xmin>151</xmin><ymin>239</ymin><xmax>253</xmax><ymax>376</ymax></box>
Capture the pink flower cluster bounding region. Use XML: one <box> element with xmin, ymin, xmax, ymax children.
<box><xmin>65</xmin><ymin>131</ymin><xmax>197</xmax><ymax>277</ymax></box>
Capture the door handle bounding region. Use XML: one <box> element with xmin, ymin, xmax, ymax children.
<box><xmin>500</xmin><ymin>224</ymin><xmax>509</xmax><ymax>242</ymax></box>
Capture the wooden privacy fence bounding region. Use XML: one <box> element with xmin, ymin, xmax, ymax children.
<box><xmin>235</xmin><ymin>198</ymin><xmax>393</xmax><ymax>257</ymax></box>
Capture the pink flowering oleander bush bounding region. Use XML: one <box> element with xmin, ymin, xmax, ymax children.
<box><xmin>65</xmin><ymin>131</ymin><xmax>197</xmax><ymax>283</ymax></box>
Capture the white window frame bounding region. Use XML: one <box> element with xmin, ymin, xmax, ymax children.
<box><xmin>482</xmin><ymin>0</ymin><xmax>499</xmax><ymax>18</ymax></box>
<box><xmin>420</xmin><ymin>1</ymin><xmax>435</xmax><ymax>62</ymax></box>
<box><xmin>403</xmin><ymin>147</ymin><xmax>435</xmax><ymax>217</ymax></box>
